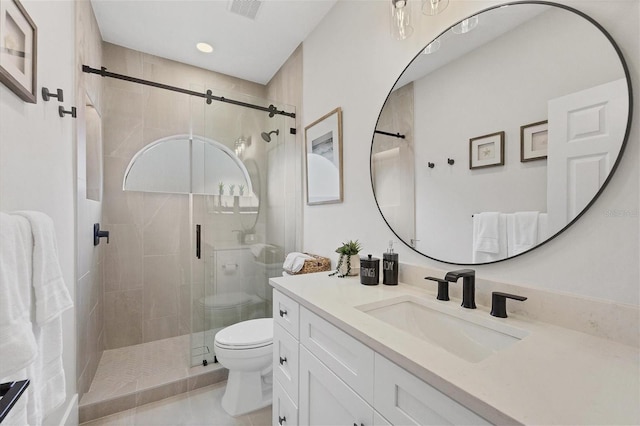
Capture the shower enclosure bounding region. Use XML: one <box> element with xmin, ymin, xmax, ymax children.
<box><xmin>188</xmin><ymin>89</ymin><xmax>296</xmax><ymax>366</ymax></box>
<box><xmin>120</xmin><ymin>84</ymin><xmax>296</xmax><ymax>366</ymax></box>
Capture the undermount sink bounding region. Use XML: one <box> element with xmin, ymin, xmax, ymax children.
<box><xmin>356</xmin><ymin>295</ymin><xmax>528</xmax><ymax>363</ymax></box>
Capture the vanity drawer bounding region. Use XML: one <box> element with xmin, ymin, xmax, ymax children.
<box><xmin>273</xmin><ymin>379</ymin><xmax>298</xmax><ymax>426</ymax></box>
<box><xmin>274</xmin><ymin>323</ymin><xmax>299</xmax><ymax>404</ymax></box>
<box><xmin>300</xmin><ymin>307</ymin><xmax>374</xmax><ymax>404</ymax></box>
<box><xmin>374</xmin><ymin>354</ymin><xmax>490</xmax><ymax>425</ymax></box>
<box><xmin>273</xmin><ymin>290</ymin><xmax>299</xmax><ymax>339</ymax></box>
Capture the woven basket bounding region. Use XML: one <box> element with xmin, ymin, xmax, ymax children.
<box><xmin>292</xmin><ymin>253</ymin><xmax>331</xmax><ymax>275</ymax></box>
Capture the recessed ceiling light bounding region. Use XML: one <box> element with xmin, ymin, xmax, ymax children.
<box><xmin>196</xmin><ymin>42</ymin><xmax>213</xmax><ymax>53</ymax></box>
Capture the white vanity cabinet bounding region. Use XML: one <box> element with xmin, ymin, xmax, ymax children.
<box><xmin>273</xmin><ymin>291</ymin><xmax>300</xmax><ymax>425</ymax></box>
<box><xmin>272</xmin><ymin>289</ymin><xmax>488</xmax><ymax>426</ymax></box>
<box><xmin>299</xmin><ymin>345</ymin><xmax>373</xmax><ymax>425</ymax></box>
<box><xmin>374</xmin><ymin>355</ymin><xmax>490</xmax><ymax>425</ymax></box>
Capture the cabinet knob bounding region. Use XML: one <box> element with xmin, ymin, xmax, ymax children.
<box><xmin>279</xmin><ymin>309</ymin><xmax>287</xmax><ymax>317</ymax></box>
<box><xmin>278</xmin><ymin>415</ymin><xmax>286</xmax><ymax>425</ymax></box>
<box><xmin>279</xmin><ymin>356</ymin><xmax>287</xmax><ymax>365</ymax></box>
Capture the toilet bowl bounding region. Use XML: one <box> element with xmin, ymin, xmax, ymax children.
<box><xmin>214</xmin><ymin>317</ymin><xmax>273</xmax><ymax>416</ymax></box>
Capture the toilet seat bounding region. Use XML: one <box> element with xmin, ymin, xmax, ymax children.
<box><xmin>214</xmin><ymin>318</ymin><xmax>273</xmax><ymax>349</ymax></box>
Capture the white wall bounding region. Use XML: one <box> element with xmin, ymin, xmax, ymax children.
<box><xmin>0</xmin><ymin>0</ymin><xmax>77</xmax><ymax>424</ymax></box>
<box><xmin>302</xmin><ymin>0</ymin><xmax>639</xmax><ymax>305</ymax></box>
<box><xmin>413</xmin><ymin>7</ymin><xmax>623</xmax><ymax>262</ymax></box>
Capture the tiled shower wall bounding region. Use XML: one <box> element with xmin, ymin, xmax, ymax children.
<box><xmin>101</xmin><ymin>43</ymin><xmax>269</xmax><ymax>349</ymax></box>
<box><xmin>76</xmin><ymin>0</ymin><xmax>105</xmax><ymax>397</ymax></box>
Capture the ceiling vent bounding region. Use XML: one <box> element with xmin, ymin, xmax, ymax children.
<box><xmin>228</xmin><ymin>0</ymin><xmax>263</xmax><ymax>20</ymax></box>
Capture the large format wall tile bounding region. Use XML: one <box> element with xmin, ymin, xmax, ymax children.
<box><xmin>143</xmin><ymin>193</ymin><xmax>188</xmax><ymax>256</ymax></box>
<box><xmin>143</xmin><ymin>254</ymin><xmax>180</xmax><ymax>319</ymax></box>
<box><xmin>104</xmin><ymin>289</ymin><xmax>144</xmax><ymax>348</ymax></box>
<box><xmin>104</xmin><ymin>224</ymin><xmax>143</xmax><ymax>292</ymax></box>
<box><xmin>143</xmin><ymin>315</ymin><xmax>179</xmax><ymax>343</ymax></box>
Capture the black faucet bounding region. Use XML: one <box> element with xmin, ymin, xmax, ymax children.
<box><xmin>444</xmin><ymin>269</ymin><xmax>476</xmax><ymax>309</ymax></box>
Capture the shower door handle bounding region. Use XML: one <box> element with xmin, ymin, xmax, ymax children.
<box><xmin>196</xmin><ymin>224</ymin><xmax>201</xmax><ymax>259</ymax></box>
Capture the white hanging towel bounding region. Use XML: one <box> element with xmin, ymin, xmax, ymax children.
<box><xmin>0</xmin><ymin>213</ymin><xmax>38</xmax><ymax>379</ymax></box>
<box><xmin>472</xmin><ymin>213</ymin><xmax>507</xmax><ymax>263</ymax></box>
<box><xmin>507</xmin><ymin>211</ymin><xmax>539</xmax><ymax>256</ymax></box>
<box><xmin>15</xmin><ymin>211</ymin><xmax>73</xmax><ymax>422</ymax></box>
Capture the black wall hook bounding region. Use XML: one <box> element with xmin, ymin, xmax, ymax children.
<box><xmin>42</xmin><ymin>87</ymin><xmax>64</xmax><ymax>102</ymax></box>
<box><xmin>428</xmin><ymin>162</ymin><xmax>435</xmax><ymax>168</ymax></box>
<box><xmin>58</xmin><ymin>106</ymin><xmax>77</xmax><ymax>118</ymax></box>
<box><xmin>93</xmin><ymin>223</ymin><xmax>110</xmax><ymax>246</ymax></box>
<box><xmin>448</xmin><ymin>158</ymin><xmax>455</xmax><ymax>165</ymax></box>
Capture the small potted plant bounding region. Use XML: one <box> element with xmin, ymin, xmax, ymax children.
<box><xmin>329</xmin><ymin>240</ymin><xmax>362</xmax><ymax>277</ymax></box>
<box><xmin>238</xmin><ymin>184</ymin><xmax>245</xmax><ymax>196</ymax></box>
<box><xmin>218</xmin><ymin>182</ymin><xmax>225</xmax><ymax>196</ymax></box>
<box><xmin>229</xmin><ymin>184</ymin><xmax>236</xmax><ymax>196</ymax></box>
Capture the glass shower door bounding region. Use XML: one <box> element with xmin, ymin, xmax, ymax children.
<box><xmin>189</xmin><ymin>88</ymin><xmax>295</xmax><ymax>367</ymax></box>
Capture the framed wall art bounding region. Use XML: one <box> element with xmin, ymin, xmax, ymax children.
<box><xmin>520</xmin><ymin>120</ymin><xmax>548</xmax><ymax>162</ymax></box>
<box><xmin>304</xmin><ymin>107</ymin><xmax>343</xmax><ymax>205</ymax></box>
<box><xmin>469</xmin><ymin>131</ymin><xmax>505</xmax><ymax>169</ymax></box>
<box><xmin>0</xmin><ymin>0</ymin><xmax>37</xmax><ymax>103</ymax></box>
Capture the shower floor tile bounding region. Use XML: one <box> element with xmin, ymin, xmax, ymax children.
<box><xmin>81</xmin><ymin>382</ymin><xmax>271</xmax><ymax>426</ymax></box>
<box><xmin>80</xmin><ymin>334</ymin><xmax>227</xmax><ymax>423</ymax></box>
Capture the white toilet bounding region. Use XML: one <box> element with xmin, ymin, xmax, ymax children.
<box><xmin>214</xmin><ymin>317</ymin><xmax>274</xmax><ymax>416</ymax></box>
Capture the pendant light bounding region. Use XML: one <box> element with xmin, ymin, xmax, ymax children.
<box><xmin>390</xmin><ymin>0</ymin><xmax>414</xmax><ymax>40</ymax></box>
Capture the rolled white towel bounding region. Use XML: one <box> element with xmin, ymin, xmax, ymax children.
<box><xmin>283</xmin><ymin>252</ymin><xmax>313</xmax><ymax>274</ymax></box>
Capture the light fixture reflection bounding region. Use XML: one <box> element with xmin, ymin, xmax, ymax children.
<box><xmin>390</xmin><ymin>0</ymin><xmax>414</xmax><ymax>40</ymax></box>
<box><xmin>452</xmin><ymin>15</ymin><xmax>479</xmax><ymax>34</ymax></box>
<box><xmin>422</xmin><ymin>0</ymin><xmax>449</xmax><ymax>16</ymax></box>
<box><xmin>422</xmin><ymin>39</ymin><xmax>441</xmax><ymax>54</ymax></box>
<box><xmin>234</xmin><ymin>137</ymin><xmax>250</xmax><ymax>157</ymax></box>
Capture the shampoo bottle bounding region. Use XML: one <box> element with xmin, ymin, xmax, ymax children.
<box><xmin>383</xmin><ymin>241</ymin><xmax>398</xmax><ymax>285</ymax></box>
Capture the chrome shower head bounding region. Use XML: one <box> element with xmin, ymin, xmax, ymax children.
<box><xmin>261</xmin><ymin>129</ymin><xmax>279</xmax><ymax>143</ymax></box>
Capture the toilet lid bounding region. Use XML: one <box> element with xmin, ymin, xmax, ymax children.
<box><xmin>199</xmin><ymin>292</ymin><xmax>259</xmax><ymax>309</ymax></box>
<box><xmin>215</xmin><ymin>318</ymin><xmax>273</xmax><ymax>349</ymax></box>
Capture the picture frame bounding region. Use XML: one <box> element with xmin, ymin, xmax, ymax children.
<box><xmin>304</xmin><ymin>107</ymin><xmax>343</xmax><ymax>205</ymax></box>
<box><xmin>520</xmin><ymin>120</ymin><xmax>548</xmax><ymax>162</ymax></box>
<box><xmin>469</xmin><ymin>131</ymin><xmax>505</xmax><ymax>169</ymax></box>
<box><xmin>0</xmin><ymin>0</ymin><xmax>37</xmax><ymax>103</ymax></box>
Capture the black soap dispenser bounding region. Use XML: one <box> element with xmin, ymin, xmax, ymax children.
<box><xmin>383</xmin><ymin>241</ymin><xmax>398</xmax><ymax>286</ymax></box>
<box><xmin>360</xmin><ymin>254</ymin><xmax>380</xmax><ymax>285</ymax></box>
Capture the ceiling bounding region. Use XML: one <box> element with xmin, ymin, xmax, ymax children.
<box><xmin>394</xmin><ymin>3</ymin><xmax>549</xmax><ymax>90</ymax></box>
<box><xmin>90</xmin><ymin>0</ymin><xmax>338</xmax><ymax>85</ymax></box>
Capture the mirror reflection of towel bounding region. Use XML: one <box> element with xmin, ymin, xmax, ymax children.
<box><xmin>507</xmin><ymin>212</ymin><xmax>539</xmax><ymax>256</ymax></box>
<box><xmin>473</xmin><ymin>212</ymin><xmax>500</xmax><ymax>253</ymax></box>
<box><xmin>472</xmin><ymin>213</ymin><xmax>507</xmax><ymax>263</ymax></box>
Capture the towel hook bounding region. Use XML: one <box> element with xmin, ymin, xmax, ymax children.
<box><xmin>428</xmin><ymin>162</ymin><xmax>435</xmax><ymax>168</ymax></box>
<box><xmin>58</xmin><ymin>106</ymin><xmax>77</xmax><ymax>118</ymax></box>
<box><xmin>93</xmin><ymin>223</ymin><xmax>109</xmax><ymax>246</ymax></box>
<box><xmin>41</xmin><ymin>87</ymin><xmax>64</xmax><ymax>102</ymax></box>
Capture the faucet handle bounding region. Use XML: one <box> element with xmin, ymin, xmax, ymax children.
<box><xmin>425</xmin><ymin>277</ymin><xmax>450</xmax><ymax>301</ymax></box>
<box><xmin>490</xmin><ymin>292</ymin><xmax>527</xmax><ymax>318</ymax></box>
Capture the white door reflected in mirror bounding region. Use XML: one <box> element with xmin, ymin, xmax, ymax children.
<box><xmin>371</xmin><ymin>3</ymin><xmax>631</xmax><ymax>264</ymax></box>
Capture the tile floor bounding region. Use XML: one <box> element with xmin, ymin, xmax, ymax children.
<box><xmin>81</xmin><ymin>382</ymin><xmax>272</xmax><ymax>426</ymax></box>
<box><xmin>80</xmin><ymin>334</ymin><xmax>227</xmax><ymax>423</ymax></box>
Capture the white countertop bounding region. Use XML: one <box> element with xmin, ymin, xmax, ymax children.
<box><xmin>269</xmin><ymin>272</ymin><xmax>640</xmax><ymax>425</ymax></box>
